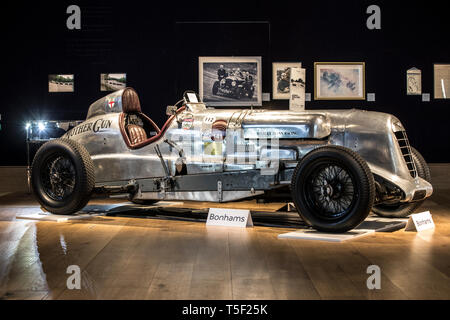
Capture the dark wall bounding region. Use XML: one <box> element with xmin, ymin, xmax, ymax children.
<box><xmin>1</xmin><ymin>0</ymin><xmax>449</xmax><ymax>165</ymax></box>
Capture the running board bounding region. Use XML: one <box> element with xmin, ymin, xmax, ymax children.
<box><xmin>94</xmin><ymin>181</ymin><xmax>137</xmax><ymax>194</ymax></box>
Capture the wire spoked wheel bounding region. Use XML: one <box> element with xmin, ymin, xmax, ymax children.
<box><xmin>291</xmin><ymin>146</ymin><xmax>375</xmax><ymax>233</ymax></box>
<box><xmin>41</xmin><ymin>155</ymin><xmax>76</xmax><ymax>201</ymax></box>
<box><xmin>31</xmin><ymin>139</ymin><xmax>94</xmax><ymax>215</ymax></box>
<box><xmin>305</xmin><ymin>163</ymin><xmax>356</xmax><ymax>221</ymax></box>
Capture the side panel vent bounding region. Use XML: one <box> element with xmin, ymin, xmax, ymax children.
<box><xmin>394</xmin><ymin>131</ymin><xmax>417</xmax><ymax>178</ymax></box>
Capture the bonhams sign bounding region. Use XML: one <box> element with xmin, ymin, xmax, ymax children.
<box><xmin>405</xmin><ymin>211</ymin><xmax>435</xmax><ymax>232</ymax></box>
<box><xmin>206</xmin><ymin>208</ymin><xmax>253</xmax><ymax>228</ymax></box>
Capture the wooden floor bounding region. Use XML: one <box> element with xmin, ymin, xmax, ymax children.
<box><xmin>0</xmin><ymin>164</ymin><xmax>449</xmax><ymax>300</ymax></box>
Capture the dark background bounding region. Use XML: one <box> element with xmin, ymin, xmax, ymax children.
<box><xmin>1</xmin><ymin>0</ymin><xmax>449</xmax><ymax>165</ymax></box>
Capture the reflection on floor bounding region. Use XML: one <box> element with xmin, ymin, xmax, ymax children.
<box><xmin>0</xmin><ymin>164</ymin><xmax>449</xmax><ymax>300</ymax></box>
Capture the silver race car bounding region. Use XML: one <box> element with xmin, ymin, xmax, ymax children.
<box><xmin>31</xmin><ymin>88</ymin><xmax>433</xmax><ymax>232</ymax></box>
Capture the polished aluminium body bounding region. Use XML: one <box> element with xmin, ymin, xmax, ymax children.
<box><xmin>62</xmin><ymin>89</ymin><xmax>432</xmax><ymax>206</ymax></box>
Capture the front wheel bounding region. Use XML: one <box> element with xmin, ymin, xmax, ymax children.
<box><xmin>31</xmin><ymin>139</ymin><xmax>95</xmax><ymax>215</ymax></box>
<box><xmin>212</xmin><ymin>81</ymin><xmax>219</xmax><ymax>95</ymax></box>
<box><xmin>234</xmin><ymin>87</ymin><xmax>242</xmax><ymax>99</ymax></box>
<box><xmin>291</xmin><ymin>146</ymin><xmax>375</xmax><ymax>233</ymax></box>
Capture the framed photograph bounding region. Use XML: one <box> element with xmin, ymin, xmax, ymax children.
<box><xmin>314</xmin><ymin>62</ymin><xmax>365</xmax><ymax>100</ymax></box>
<box><xmin>407</xmin><ymin>67</ymin><xmax>422</xmax><ymax>95</ymax></box>
<box><xmin>199</xmin><ymin>56</ymin><xmax>262</xmax><ymax>106</ymax></box>
<box><xmin>272</xmin><ymin>62</ymin><xmax>302</xmax><ymax>100</ymax></box>
<box><xmin>433</xmin><ymin>64</ymin><xmax>450</xmax><ymax>99</ymax></box>
<box><xmin>48</xmin><ymin>74</ymin><xmax>74</xmax><ymax>92</ymax></box>
<box><xmin>100</xmin><ymin>73</ymin><xmax>127</xmax><ymax>91</ymax></box>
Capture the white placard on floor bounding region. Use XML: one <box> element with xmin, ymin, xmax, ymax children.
<box><xmin>277</xmin><ymin>216</ymin><xmax>407</xmax><ymax>242</ymax></box>
<box><xmin>16</xmin><ymin>212</ymin><xmax>102</xmax><ymax>223</ymax></box>
<box><xmin>206</xmin><ymin>208</ymin><xmax>253</xmax><ymax>228</ymax></box>
<box><xmin>405</xmin><ymin>211</ymin><xmax>435</xmax><ymax>232</ymax></box>
<box><xmin>278</xmin><ymin>229</ymin><xmax>375</xmax><ymax>242</ymax></box>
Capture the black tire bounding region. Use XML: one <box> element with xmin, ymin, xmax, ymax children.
<box><xmin>31</xmin><ymin>139</ymin><xmax>94</xmax><ymax>215</ymax></box>
<box><xmin>372</xmin><ymin>147</ymin><xmax>431</xmax><ymax>218</ymax></box>
<box><xmin>291</xmin><ymin>146</ymin><xmax>375</xmax><ymax>233</ymax></box>
<box><xmin>212</xmin><ymin>81</ymin><xmax>219</xmax><ymax>95</ymax></box>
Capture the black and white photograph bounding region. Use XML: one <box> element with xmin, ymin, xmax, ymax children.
<box><xmin>100</xmin><ymin>73</ymin><xmax>127</xmax><ymax>91</ymax></box>
<box><xmin>48</xmin><ymin>74</ymin><xmax>74</xmax><ymax>92</ymax></box>
<box><xmin>272</xmin><ymin>62</ymin><xmax>302</xmax><ymax>99</ymax></box>
<box><xmin>199</xmin><ymin>56</ymin><xmax>262</xmax><ymax>106</ymax></box>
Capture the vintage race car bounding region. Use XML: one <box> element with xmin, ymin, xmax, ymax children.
<box><xmin>31</xmin><ymin>88</ymin><xmax>433</xmax><ymax>232</ymax></box>
<box><xmin>212</xmin><ymin>73</ymin><xmax>255</xmax><ymax>99</ymax></box>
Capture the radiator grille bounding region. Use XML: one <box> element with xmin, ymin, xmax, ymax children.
<box><xmin>394</xmin><ymin>131</ymin><xmax>417</xmax><ymax>178</ymax></box>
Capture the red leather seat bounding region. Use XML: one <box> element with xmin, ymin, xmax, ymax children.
<box><xmin>120</xmin><ymin>88</ymin><xmax>159</xmax><ymax>147</ymax></box>
<box><xmin>122</xmin><ymin>87</ymin><xmax>142</xmax><ymax>114</ymax></box>
<box><xmin>127</xmin><ymin>124</ymin><xmax>147</xmax><ymax>145</ymax></box>
<box><xmin>119</xmin><ymin>87</ymin><xmax>185</xmax><ymax>149</ymax></box>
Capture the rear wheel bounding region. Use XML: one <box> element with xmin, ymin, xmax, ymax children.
<box><xmin>291</xmin><ymin>146</ymin><xmax>375</xmax><ymax>233</ymax></box>
<box><xmin>372</xmin><ymin>147</ymin><xmax>431</xmax><ymax>218</ymax></box>
<box><xmin>31</xmin><ymin>139</ymin><xmax>94</xmax><ymax>215</ymax></box>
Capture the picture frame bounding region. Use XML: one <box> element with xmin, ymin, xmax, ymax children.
<box><xmin>433</xmin><ymin>63</ymin><xmax>450</xmax><ymax>99</ymax></box>
<box><xmin>314</xmin><ymin>62</ymin><xmax>365</xmax><ymax>100</ymax></box>
<box><xmin>272</xmin><ymin>62</ymin><xmax>302</xmax><ymax>100</ymax></box>
<box><xmin>100</xmin><ymin>73</ymin><xmax>127</xmax><ymax>92</ymax></box>
<box><xmin>199</xmin><ymin>56</ymin><xmax>262</xmax><ymax>107</ymax></box>
<box><xmin>48</xmin><ymin>74</ymin><xmax>74</xmax><ymax>93</ymax></box>
<box><xmin>289</xmin><ymin>67</ymin><xmax>306</xmax><ymax>111</ymax></box>
<box><xmin>406</xmin><ymin>67</ymin><xmax>422</xmax><ymax>95</ymax></box>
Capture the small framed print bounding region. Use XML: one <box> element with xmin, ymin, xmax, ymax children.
<box><xmin>272</xmin><ymin>62</ymin><xmax>302</xmax><ymax>100</ymax></box>
<box><xmin>433</xmin><ymin>64</ymin><xmax>450</xmax><ymax>99</ymax></box>
<box><xmin>289</xmin><ymin>67</ymin><xmax>306</xmax><ymax>111</ymax></box>
<box><xmin>48</xmin><ymin>74</ymin><xmax>74</xmax><ymax>92</ymax></box>
<box><xmin>314</xmin><ymin>62</ymin><xmax>365</xmax><ymax>100</ymax></box>
<box><xmin>100</xmin><ymin>73</ymin><xmax>127</xmax><ymax>91</ymax></box>
<box><xmin>407</xmin><ymin>67</ymin><xmax>422</xmax><ymax>95</ymax></box>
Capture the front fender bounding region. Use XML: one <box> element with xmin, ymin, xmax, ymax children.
<box><xmin>333</xmin><ymin>109</ymin><xmax>433</xmax><ymax>201</ymax></box>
